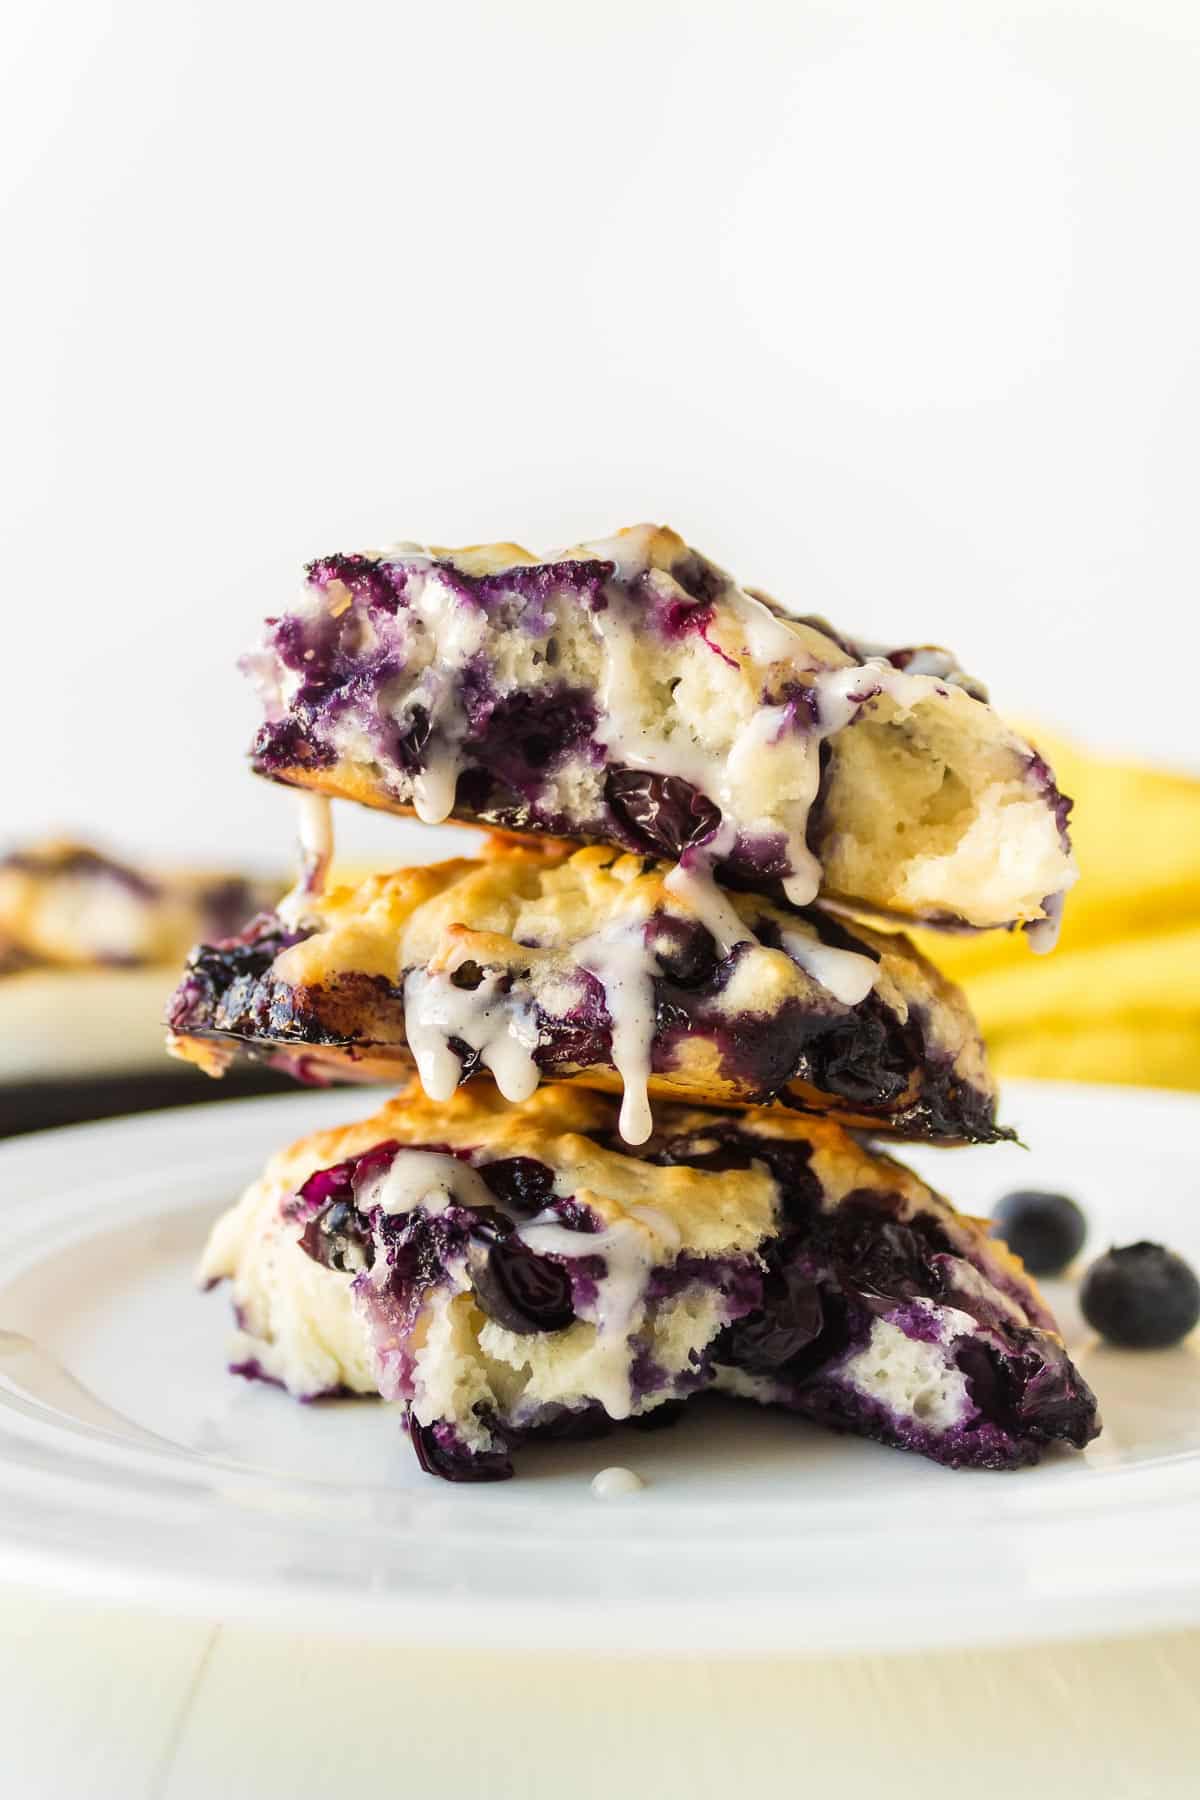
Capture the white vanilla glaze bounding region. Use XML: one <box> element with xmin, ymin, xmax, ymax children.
<box><xmin>585</xmin><ymin>577</ymin><xmax>928</xmax><ymax>912</ymax></box>
<box><xmin>779</xmin><ymin>928</ymin><xmax>878</xmax><ymax>1007</ymax></box>
<box><xmin>411</xmin><ymin>740</ymin><xmax>462</xmax><ymax>826</ymax></box>
<box><xmin>403</xmin><ymin>968</ymin><xmax>541</xmax><ymax>1103</ymax></box>
<box><xmin>574</xmin><ymin>924</ymin><xmax>660</xmax><ymax>1143</ymax></box>
<box><xmin>1025</xmin><ymin>890</ymin><xmax>1065</xmax><ymax>956</ymax></box>
<box><xmin>396</xmin><ymin>876</ymin><xmax>873</xmax><ymax>1142</ymax></box>
<box><xmin>356</xmin><ymin>1147</ymin><xmax>496</xmax><ymax>1224</ymax></box>
<box><xmin>766</xmin><ymin>663</ymin><xmax>894</xmax><ymax>906</ymax></box>
<box><xmin>847</xmin><ymin>639</ymin><xmax>965</xmax><ymax>681</ymax></box>
<box><xmin>277</xmin><ymin>792</ymin><xmax>334</xmax><ymax>927</ymax></box>
<box><xmin>627</xmin><ymin>1204</ymin><xmax>683</xmax><ymax>1253</ymax></box>
<box><xmin>890</xmin><ymin>648</ymin><xmax>960</xmax><ymax>680</ymax></box>
<box><xmin>662</xmin><ymin>853</ymin><xmax>754</xmax><ymax>956</ymax></box>
<box><xmin>735</xmin><ymin>590</ymin><xmax>820</xmax><ymax>665</ymax></box>
<box><xmin>347</xmin><ymin>556</ymin><xmax>489</xmax><ymax>827</ymax></box>
<box><xmin>590</xmin><ymin>1466</ymin><xmax>644</xmax><ymax>1499</ymax></box>
<box><xmin>298</xmin><ymin>791</ymin><xmax>334</xmax><ymax>887</ymax></box>
<box><xmin>516</xmin><ymin>1204</ymin><xmax>676</xmax><ymax>1417</ymax></box>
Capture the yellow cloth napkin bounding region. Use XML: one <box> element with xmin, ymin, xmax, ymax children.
<box><xmin>914</xmin><ymin>736</ymin><xmax>1200</xmax><ymax>1091</ymax></box>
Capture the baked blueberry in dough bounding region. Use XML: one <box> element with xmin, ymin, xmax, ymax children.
<box><xmin>167</xmin><ymin>840</ymin><xmax>1009</xmax><ymax>1145</ymax></box>
<box><xmin>202</xmin><ymin>1082</ymin><xmax>1099</xmax><ymax>1482</ymax></box>
<box><xmin>244</xmin><ymin>525</ymin><xmax>1075</xmax><ymax>938</ymax></box>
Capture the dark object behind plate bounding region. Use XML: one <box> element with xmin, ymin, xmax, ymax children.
<box><xmin>0</xmin><ymin>1066</ymin><xmax>300</xmax><ymax>1139</ymax></box>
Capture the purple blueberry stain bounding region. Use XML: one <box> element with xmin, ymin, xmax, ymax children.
<box><xmin>228</xmin><ymin>1356</ymin><xmax>286</xmax><ymax>1391</ymax></box>
<box><xmin>1025</xmin><ymin>751</ymin><xmax>1074</xmax><ymax>849</ymax></box>
<box><xmin>409</xmin><ymin>1414</ymin><xmax>514</xmax><ymax>1483</ymax></box>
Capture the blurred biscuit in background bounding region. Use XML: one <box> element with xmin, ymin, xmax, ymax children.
<box><xmin>0</xmin><ymin>841</ymin><xmax>289</xmax><ymax>1134</ymax></box>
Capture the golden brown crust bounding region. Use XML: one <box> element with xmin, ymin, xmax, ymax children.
<box><xmin>258</xmin><ymin>1080</ymin><xmax>778</xmax><ymax>1254</ymax></box>
<box><xmin>246</xmin><ymin>1076</ymin><xmax>1052</xmax><ymax>1329</ymax></box>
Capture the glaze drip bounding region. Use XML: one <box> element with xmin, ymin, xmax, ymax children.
<box><xmin>516</xmin><ymin>1203</ymin><xmax>680</xmax><ymax>1417</ymax></box>
<box><xmin>574</xmin><ymin>924</ymin><xmax>660</xmax><ymax>1144</ymax></box>
<box><xmin>358</xmin><ymin>1147</ymin><xmax>495</xmax><ymax>1221</ymax></box>
<box><xmin>779</xmin><ymin>927</ymin><xmax>878</xmax><ymax>1007</ymax></box>
<box><xmin>403</xmin><ymin>967</ymin><xmax>540</xmax><ymax>1103</ymax></box>
<box><xmin>277</xmin><ymin>792</ymin><xmax>334</xmax><ymax>927</ymax></box>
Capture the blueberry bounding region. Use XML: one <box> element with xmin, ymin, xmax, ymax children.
<box><xmin>409</xmin><ymin>1417</ymin><xmax>513</xmax><ymax>1483</ymax></box>
<box><xmin>954</xmin><ymin>1334</ymin><xmax>1098</xmax><ymax>1444</ymax></box>
<box><xmin>719</xmin><ymin>1264</ymin><xmax>824</xmax><ymax>1373</ymax></box>
<box><xmin>297</xmin><ymin>1197</ymin><xmax>375</xmax><ymax>1275</ymax></box>
<box><xmin>649</xmin><ymin>1129</ymin><xmax>756</xmax><ymax>1175</ymax></box>
<box><xmin>317</xmin><ymin>1200</ymin><xmax>374</xmax><ymax>1274</ymax></box>
<box><xmin>650</xmin><ymin>917</ymin><xmax>720</xmax><ymax>989</ymax></box>
<box><xmin>478</xmin><ymin>1157</ymin><xmax>556</xmax><ymax>1218</ymax></box>
<box><xmin>1080</xmin><ymin>1242</ymin><xmax>1200</xmax><ymax>1349</ymax></box>
<box><xmin>450</xmin><ymin>960</ymin><xmax>485</xmax><ymax>991</ymax></box>
<box><xmin>466</xmin><ymin>686</ymin><xmax>598</xmax><ymax>794</ymax></box>
<box><xmin>385</xmin><ymin>702</ymin><xmax>432</xmax><ymax>775</ymax></box>
<box><xmin>990</xmin><ymin>1190</ymin><xmax>1087</xmax><ymax>1276</ymax></box>
<box><xmin>833</xmin><ymin>1215</ymin><xmax>933</xmax><ymax>1303</ymax></box>
<box><xmin>604</xmin><ymin>767</ymin><xmax>721</xmax><ymax>859</ymax></box>
<box><xmin>805</xmin><ymin>1000</ymin><xmax>913</xmax><ymax>1111</ymax></box>
<box><xmin>466</xmin><ymin>1225</ymin><xmax>576</xmax><ymax>1335</ymax></box>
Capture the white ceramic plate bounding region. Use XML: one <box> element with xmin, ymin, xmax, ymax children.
<box><xmin>0</xmin><ymin>1080</ymin><xmax>1197</xmax><ymax>1654</ymax></box>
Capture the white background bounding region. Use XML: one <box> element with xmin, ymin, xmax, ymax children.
<box><xmin>3</xmin><ymin>0</ymin><xmax>1197</xmax><ymax>869</ymax></box>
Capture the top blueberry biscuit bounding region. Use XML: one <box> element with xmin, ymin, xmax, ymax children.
<box><xmin>246</xmin><ymin>524</ymin><xmax>1076</xmax><ymax>938</ymax></box>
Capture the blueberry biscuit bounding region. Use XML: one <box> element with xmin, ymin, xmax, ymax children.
<box><xmin>202</xmin><ymin>1082</ymin><xmax>1098</xmax><ymax>1482</ymax></box>
<box><xmin>0</xmin><ymin>839</ymin><xmax>276</xmax><ymax>971</ymax></box>
<box><xmin>0</xmin><ymin>840</ymin><xmax>284</xmax><ymax>1122</ymax></box>
<box><xmin>245</xmin><ymin>525</ymin><xmax>1076</xmax><ymax>937</ymax></box>
<box><xmin>168</xmin><ymin>840</ymin><xmax>1009</xmax><ymax>1144</ymax></box>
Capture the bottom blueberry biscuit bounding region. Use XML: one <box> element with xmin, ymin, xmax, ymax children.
<box><xmin>201</xmin><ymin>1082</ymin><xmax>1099</xmax><ymax>1481</ymax></box>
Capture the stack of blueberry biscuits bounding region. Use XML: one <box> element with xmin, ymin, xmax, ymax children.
<box><xmin>168</xmin><ymin>525</ymin><xmax>1100</xmax><ymax>1482</ymax></box>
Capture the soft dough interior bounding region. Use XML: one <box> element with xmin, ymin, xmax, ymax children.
<box><xmin>820</xmin><ymin>697</ymin><xmax>1072</xmax><ymax>928</ymax></box>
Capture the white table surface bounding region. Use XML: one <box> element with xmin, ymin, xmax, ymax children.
<box><xmin>2</xmin><ymin>1588</ymin><xmax>1196</xmax><ymax>1798</ymax></box>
